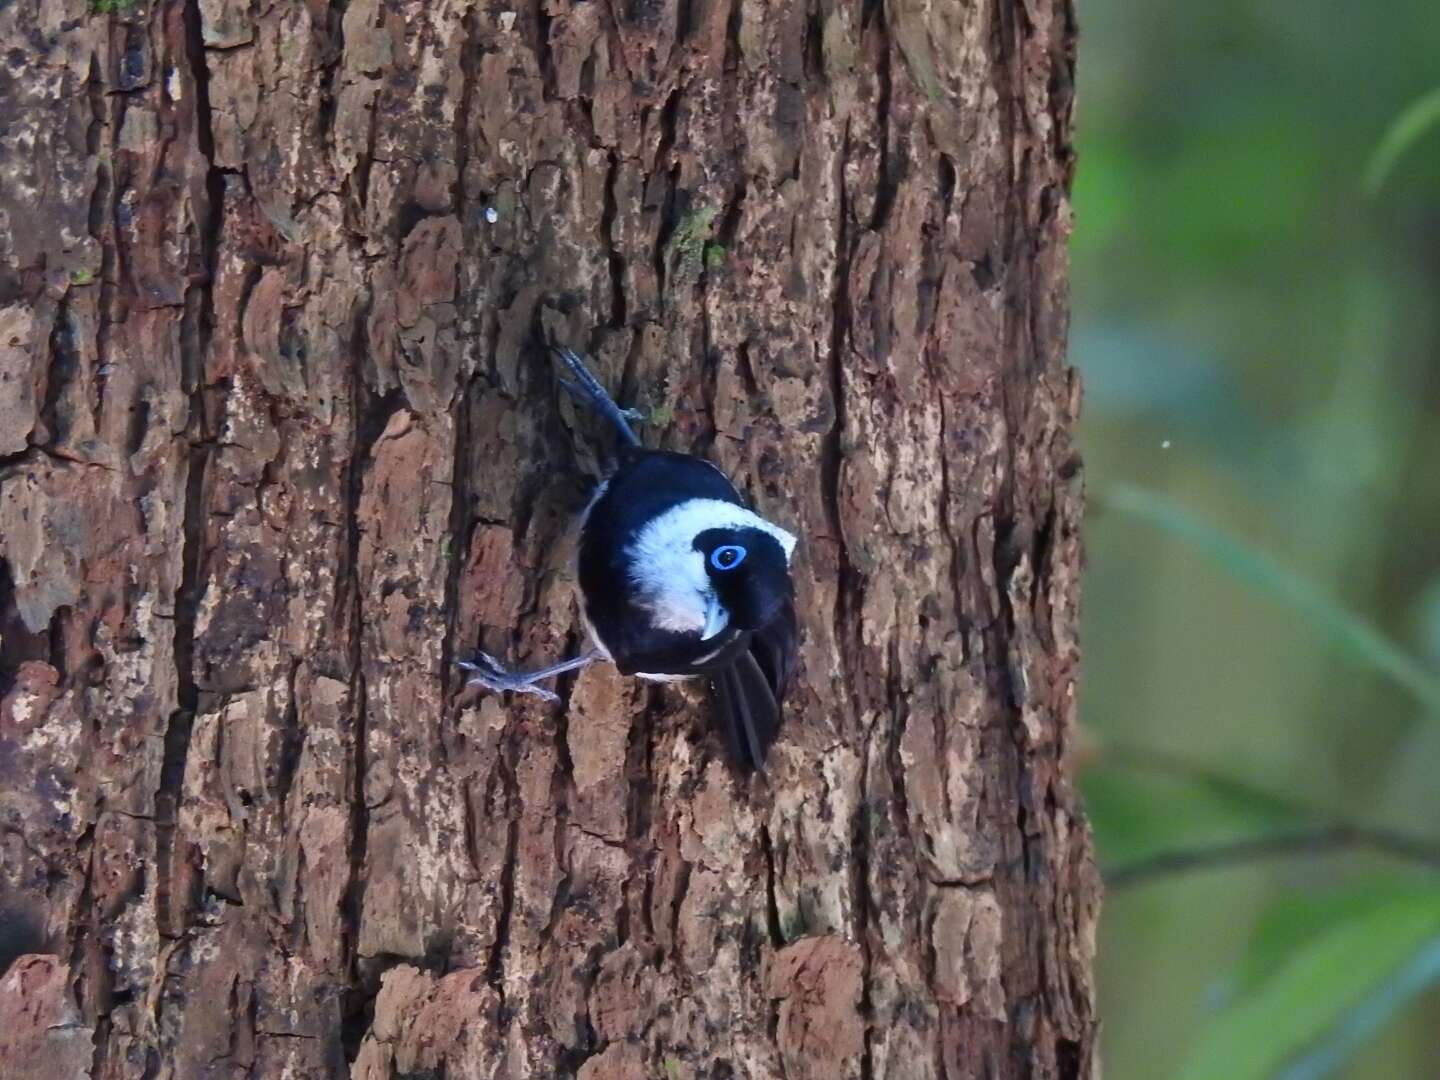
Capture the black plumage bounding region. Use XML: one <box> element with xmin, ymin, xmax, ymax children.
<box><xmin>458</xmin><ymin>345</ymin><xmax>799</xmax><ymax>773</ymax></box>
<box><xmin>578</xmin><ymin>448</ymin><xmax>798</xmax><ymax>771</ymax></box>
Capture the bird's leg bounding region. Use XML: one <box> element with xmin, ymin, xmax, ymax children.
<box><xmin>551</xmin><ymin>346</ymin><xmax>644</xmax><ymax>447</ymax></box>
<box><xmin>458</xmin><ymin>648</ymin><xmax>604</xmax><ymax>702</ymax></box>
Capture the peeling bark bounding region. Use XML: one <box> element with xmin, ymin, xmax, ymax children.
<box><xmin>0</xmin><ymin>0</ymin><xmax>1095</xmax><ymax>1076</ymax></box>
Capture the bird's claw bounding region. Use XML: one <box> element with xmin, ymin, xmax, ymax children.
<box><xmin>458</xmin><ymin>652</ymin><xmax>561</xmax><ymax>702</ymax></box>
<box><xmin>558</xmin><ymin>377</ymin><xmax>647</xmax><ymax>426</ymax></box>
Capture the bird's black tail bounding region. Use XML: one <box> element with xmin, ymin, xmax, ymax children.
<box><xmin>713</xmin><ymin>653</ymin><xmax>779</xmax><ymax>773</ymax></box>
<box><xmin>710</xmin><ymin>596</ymin><xmax>798</xmax><ymax>773</ymax></box>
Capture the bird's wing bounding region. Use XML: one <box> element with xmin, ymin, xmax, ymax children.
<box><xmin>748</xmin><ymin>592</ymin><xmax>798</xmax><ymax>704</ymax></box>
<box><xmin>710</xmin><ymin>594</ymin><xmax>798</xmax><ymax>772</ymax></box>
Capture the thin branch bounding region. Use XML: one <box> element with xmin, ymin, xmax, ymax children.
<box><xmin>1106</xmin><ymin>825</ymin><xmax>1440</xmax><ymax>889</ymax></box>
<box><xmin>1105</xmin><ymin>743</ymin><xmax>1315</xmax><ymax>817</ymax></box>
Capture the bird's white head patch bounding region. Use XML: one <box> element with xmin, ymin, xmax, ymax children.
<box><xmin>625</xmin><ymin>498</ymin><xmax>796</xmax><ymax>634</ymax></box>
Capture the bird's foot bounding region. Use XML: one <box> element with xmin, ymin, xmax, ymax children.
<box><xmin>551</xmin><ymin>347</ymin><xmax>642</xmax><ymax>446</ymax></box>
<box><xmin>557</xmin><ymin>377</ymin><xmax>644</xmax><ymax>420</ymax></box>
<box><xmin>457</xmin><ymin>651</ymin><xmax>562</xmax><ymax>702</ymax></box>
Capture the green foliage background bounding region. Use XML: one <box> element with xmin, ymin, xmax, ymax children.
<box><xmin>1072</xmin><ymin>2</ymin><xmax>1440</xmax><ymax>1076</ymax></box>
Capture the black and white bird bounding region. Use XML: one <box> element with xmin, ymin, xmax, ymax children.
<box><xmin>458</xmin><ymin>346</ymin><xmax>800</xmax><ymax>772</ymax></box>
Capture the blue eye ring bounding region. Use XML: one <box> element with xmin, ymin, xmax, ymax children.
<box><xmin>710</xmin><ymin>544</ymin><xmax>747</xmax><ymax>571</ymax></box>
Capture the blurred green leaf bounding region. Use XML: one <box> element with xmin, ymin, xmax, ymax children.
<box><xmin>1279</xmin><ymin>934</ymin><xmax>1440</xmax><ymax>1080</ymax></box>
<box><xmin>1084</xmin><ymin>758</ymin><xmax>1308</xmax><ymax>869</ymax></box>
<box><xmin>1363</xmin><ymin>85</ymin><xmax>1440</xmax><ymax>197</ymax></box>
<box><xmin>1097</xmin><ymin>485</ymin><xmax>1440</xmax><ymax>715</ymax></box>
<box><xmin>1070</xmin><ymin>135</ymin><xmax>1135</xmax><ymax>259</ymax></box>
<box><xmin>1229</xmin><ymin>880</ymin><xmax>1434</xmax><ymax>998</ymax></box>
<box><xmin>1414</xmin><ymin>577</ymin><xmax>1440</xmax><ymax>668</ymax></box>
<box><xmin>1178</xmin><ymin>886</ymin><xmax>1440</xmax><ymax>1080</ymax></box>
<box><xmin>1146</xmin><ymin>107</ymin><xmax>1324</xmax><ymax>271</ymax></box>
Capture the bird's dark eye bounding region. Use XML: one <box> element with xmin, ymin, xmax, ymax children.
<box><xmin>710</xmin><ymin>544</ymin><xmax>746</xmax><ymax>571</ymax></box>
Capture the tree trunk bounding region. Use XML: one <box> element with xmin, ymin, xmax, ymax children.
<box><xmin>0</xmin><ymin>0</ymin><xmax>1095</xmax><ymax>1076</ymax></box>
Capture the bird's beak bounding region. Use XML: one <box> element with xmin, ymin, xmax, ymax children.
<box><xmin>700</xmin><ymin>594</ymin><xmax>729</xmax><ymax>640</ymax></box>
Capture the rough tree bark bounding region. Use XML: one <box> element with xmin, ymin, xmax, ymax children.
<box><xmin>0</xmin><ymin>0</ymin><xmax>1094</xmax><ymax>1076</ymax></box>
